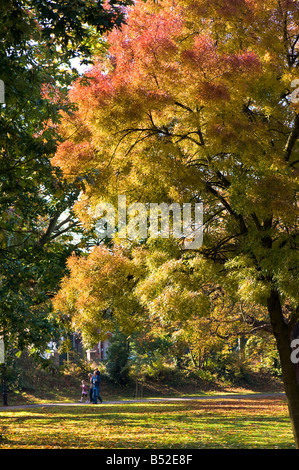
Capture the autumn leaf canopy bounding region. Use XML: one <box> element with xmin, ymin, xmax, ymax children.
<box><xmin>52</xmin><ymin>0</ymin><xmax>299</xmax><ymax>341</ymax></box>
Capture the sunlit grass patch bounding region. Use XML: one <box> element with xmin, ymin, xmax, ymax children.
<box><xmin>0</xmin><ymin>398</ymin><xmax>295</xmax><ymax>449</ymax></box>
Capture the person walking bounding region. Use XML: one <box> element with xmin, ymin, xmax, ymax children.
<box><xmin>79</xmin><ymin>380</ymin><xmax>88</xmax><ymax>403</ymax></box>
<box><xmin>91</xmin><ymin>369</ymin><xmax>102</xmax><ymax>404</ymax></box>
<box><xmin>94</xmin><ymin>367</ymin><xmax>102</xmax><ymax>401</ymax></box>
<box><xmin>88</xmin><ymin>373</ymin><xmax>93</xmax><ymax>403</ymax></box>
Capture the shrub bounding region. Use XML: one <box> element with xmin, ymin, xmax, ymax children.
<box><xmin>105</xmin><ymin>330</ymin><xmax>130</xmax><ymax>385</ymax></box>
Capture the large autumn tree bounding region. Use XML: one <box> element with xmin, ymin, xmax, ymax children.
<box><xmin>53</xmin><ymin>0</ymin><xmax>299</xmax><ymax>446</ymax></box>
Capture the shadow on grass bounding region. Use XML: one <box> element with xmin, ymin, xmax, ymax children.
<box><xmin>0</xmin><ymin>399</ymin><xmax>294</xmax><ymax>449</ymax></box>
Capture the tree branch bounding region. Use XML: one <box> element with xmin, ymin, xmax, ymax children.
<box><xmin>205</xmin><ymin>182</ymin><xmax>248</xmax><ymax>234</ymax></box>
<box><xmin>38</xmin><ymin>212</ymin><xmax>60</xmax><ymax>247</ymax></box>
<box><xmin>38</xmin><ymin>213</ymin><xmax>79</xmax><ymax>247</ymax></box>
<box><xmin>284</xmin><ymin>113</ymin><xmax>299</xmax><ymax>162</ymax></box>
<box><xmin>48</xmin><ymin>221</ymin><xmax>80</xmax><ymax>242</ymax></box>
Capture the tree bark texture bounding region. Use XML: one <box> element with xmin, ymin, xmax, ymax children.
<box><xmin>267</xmin><ymin>289</ymin><xmax>299</xmax><ymax>448</ymax></box>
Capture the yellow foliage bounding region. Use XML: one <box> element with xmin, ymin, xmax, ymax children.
<box><xmin>51</xmin><ymin>0</ymin><xmax>299</xmax><ymax>343</ymax></box>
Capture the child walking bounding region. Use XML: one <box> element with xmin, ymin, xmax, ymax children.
<box><xmin>79</xmin><ymin>380</ymin><xmax>88</xmax><ymax>403</ymax></box>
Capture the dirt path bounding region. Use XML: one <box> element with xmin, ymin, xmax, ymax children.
<box><xmin>0</xmin><ymin>392</ymin><xmax>286</xmax><ymax>411</ymax></box>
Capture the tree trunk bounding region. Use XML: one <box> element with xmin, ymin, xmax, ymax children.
<box><xmin>267</xmin><ymin>289</ymin><xmax>299</xmax><ymax>448</ymax></box>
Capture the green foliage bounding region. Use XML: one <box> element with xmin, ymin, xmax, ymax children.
<box><xmin>129</xmin><ymin>329</ymin><xmax>176</xmax><ymax>376</ymax></box>
<box><xmin>0</xmin><ymin>0</ymin><xmax>131</xmax><ymax>352</ymax></box>
<box><xmin>207</xmin><ymin>351</ymin><xmax>250</xmax><ymax>384</ymax></box>
<box><xmin>60</xmin><ymin>353</ymin><xmax>95</xmax><ymax>380</ymax></box>
<box><xmin>105</xmin><ymin>329</ymin><xmax>130</xmax><ymax>385</ymax></box>
<box><xmin>245</xmin><ymin>336</ymin><xmax>282</xmax><ymax>377</ymax></box>
<box><xmin>0</xmin><ymin>347</ymin><xmax>52</xmax><ymax>392</ymax></box>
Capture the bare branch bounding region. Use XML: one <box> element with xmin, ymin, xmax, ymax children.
<box><xmin>284</xmin><ymin>113</ymin><xmax>299</xmax><ymax>162</ymax></box>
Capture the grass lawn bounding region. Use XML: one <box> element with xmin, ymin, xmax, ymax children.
<box><xmin>0</xmin><ymin>397</ymin><xmax>295</xmax><ymax>449</ymax></box>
